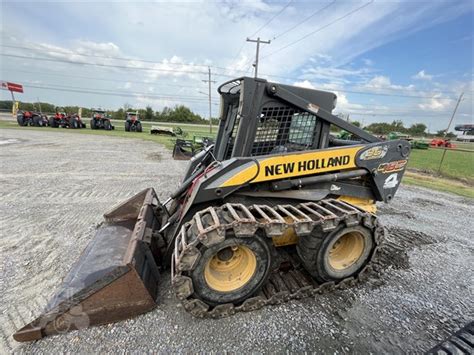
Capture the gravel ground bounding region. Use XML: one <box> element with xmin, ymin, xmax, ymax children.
<box><xmin>1</xmin><ymin>129</ymin><xmax>472</xmax><ymax>353</ymax></box>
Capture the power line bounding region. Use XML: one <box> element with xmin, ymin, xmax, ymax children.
<box><xmin>3</xmin><ymin>61</ymin><xmax>461</xmax><ymax>101</ymax></box>
<box><xmin>0</xmin><ymin>43</ymin><xmax>238</xmax><ymax>74</ymax></box>
<box><xmin>19</xmin><ymin>83</ymin><xmax>220</xmax><ymax>104</ymax></box>
<box><xmin>249</xmin><ymin>0</ymin><xmax>293</xmax><ymax>38</ymax></box>
<box><xmin>0</xmin><ymin>53</ymin><xmax>234</xmax><ymax>77</ymax></box>
<box><xmin>5</xmin><ymin>64</ymin><xmax>459</xmax><ymax>101</ymax></box>
<box><xmin>4</xmin><ymin>68</ymin><xmax>202</xmax><ymax>89</ymax></box>
<box><xmin>253</xmin><ymin>72</ymin><xmax>460</xmax><ymax>99</ymax></box>
<box><xmin>261</xmin><ymin>0</ymin><xmax>374</xmax><ymax>60</ymax></box>
<box><xmin>272</xmin><ymin>0</ymin><xmax>336</xmax><ymax>40</ymax></box>
<box><xmin>230</xmin><ymin>1</ymin><xmax>292</xmax><ymax>64</ymax></box>
<box><xmin>23</xmin><ymin>82</ymin><xmax>219</xmax><ymax>101</ymax></box>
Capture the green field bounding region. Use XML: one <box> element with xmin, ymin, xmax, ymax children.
<box><xmin>0</xmin><ymin>119</ymin><xmax>217</xmax><ymax>150</ymax></box>
<box><xmin>408</xmin><ymin>148</ymin><xmax>474</xmax><ymax>182</ymax></box>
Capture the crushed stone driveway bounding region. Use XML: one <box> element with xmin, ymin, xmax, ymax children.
<box><xmin>1</xmin><ymin>129</ymin><xmax>472</xmax><ymax>353</ymax></box>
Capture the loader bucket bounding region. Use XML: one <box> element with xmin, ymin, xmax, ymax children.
<box><xmin>14</xmin><ymin>188</ymin><xmax>163</xmax><ymax>342</ymax></box>
<box><xmin>172</xmin><ymin>139</ymin><xmax>194</xmax><ymax>160</ymax></box>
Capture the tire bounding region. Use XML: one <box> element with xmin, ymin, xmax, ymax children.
<box><xmin>297</xmin><ymin>224</ymin><xmax>374</xmax><ymax>283</ymax></box>
<box><xmin>70</xmin><ymin>118</ymin><xmax>79</xmax><ymax>129</ymax></box>
<box><xmin>136</xmin><ymin>122</ymin><xmax>142</xmax><ymax>132</ymax></box>
<box><xmin>104</xmin><ymin>120</ymin><xmax>112</xmax><ymax>130</ymax></box>
<box><xmin>90</xmin><ymin>119</ymin><xmax>96</xmax><ymax>129</ymax></box>
<box><xmin>33</xmin><ymin>115</ymin><xmax>42</xmax><ymax>127</ymax></box>
<box><xmin>187</xmin><ymin>232</ymin><xmax>272</xmax><ymax>306</ymax></box>
<box><xmin>125</xmin><ymin>121</ymin><xmax>130</xmax><ymax>132</ymax></box>
<box><xmin>17</xmin><ymin>115</ymin><xmax>24</xmax><ymax>126</ymax></box>
<box><xmin>49</xmin><ymin>117</ymin><xmax>58</xmax><ymax>128</ymax></box>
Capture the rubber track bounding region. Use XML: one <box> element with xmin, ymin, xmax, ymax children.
<box><xmin>171</xmin><ymin>199</ymin><xmax>385</xmax><ymax>318</ymax></box>
<box><xmin>427</xmin><ymin>321</ymin><xmax>474</xmax><ymax>355</ymax></box>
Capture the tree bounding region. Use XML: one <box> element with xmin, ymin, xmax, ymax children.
<box><xmin>113</xmin><ymin>108</ymin><xmax>124</xmax><ymax>120</ymax></box>
<box><xmin>144</xmin><ymin>106</ymin><xmax>154</xmax><ymax>121</ymax></box>
<box><xmin>408</xmin><ymin>123</ymin><xmax>427</xmax><ymax>136</ymax></box>
<box><xmin>351</xmin><ymin>120</ymin><xmax>361</xmax><ymax>127</ymax></box>
<box><xmin>365</xmin><ymin>122</ymin><xmax>395</xmax><ymax>135</ymax></box>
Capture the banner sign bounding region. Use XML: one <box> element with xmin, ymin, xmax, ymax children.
<box><xmin>1</xmin><ymin>81</ymin><xmax>24</xmax><ymax>93</ymax></box>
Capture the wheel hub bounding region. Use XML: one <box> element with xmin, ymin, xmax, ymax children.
<box><xmin>204</xmin><ymin>245</ymin><xmax>257</xmax><ymax>292</ymax></box>
<box><xmin>328</xmin><ymin>231</ymin><xmax>365</xmax><ymax>270</ymax></box>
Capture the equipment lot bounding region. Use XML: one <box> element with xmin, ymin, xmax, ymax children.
<box><xmin>1</xmin><ymin>129</ymin><xmax>472</xmax><ymax>353</ymax></box>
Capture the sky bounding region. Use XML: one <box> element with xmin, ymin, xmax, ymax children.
<box><xmin>0</xmin><ymin>0</ymin><xmax>473</xmax><ymax>131</ymax></box>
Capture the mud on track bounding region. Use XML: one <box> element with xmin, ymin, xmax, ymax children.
<box><xmin>1</xmin><ymin>129</ymin><xmax>472</xmax><ymax>353</ymax></box>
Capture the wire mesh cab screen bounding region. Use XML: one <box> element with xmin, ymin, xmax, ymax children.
<box><xmin>251</xmin><ymin>105</ymin><xmax>317</xmax><ymax>156</ymax></box>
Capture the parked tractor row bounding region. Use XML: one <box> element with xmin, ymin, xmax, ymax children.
<box><xmin>16</xmin><ymin>109</ymin><xmax>143</xmax><ymax>132</ymax></box>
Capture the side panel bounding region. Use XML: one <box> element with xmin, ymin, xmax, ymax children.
<box><xmin>220</xmin><ymin>145</ymin><xmax>363</xmax><ymax>187</ymax></box>
<box><xmin>184</xmin><ymin>140</ymin><xmax>410</xmax><ymax>210</ymax></box>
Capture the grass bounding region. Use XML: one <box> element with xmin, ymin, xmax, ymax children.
<box><xmin>0</xmin><ymin>119</ymin><xmax>217</xmax><ymax>150</ymax></box>
<box><xmin>403</xmin><ymin>171</ymin><xmax>474</xmax><ymax>199</ymax></box>
<box><xmin>408</xmin><ymin>148</ymin><xmax>474</xmax><ymax>183</ymax></box>
<box><xmin>1</xmin><ymin>118</ymin><xmax>472</xmax><ymax>197</ymax></box>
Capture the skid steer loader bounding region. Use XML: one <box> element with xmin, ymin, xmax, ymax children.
<box><xmin>14</xmin><ymin>77</ymin><xmax>411</xmax><ymax>342</ymax></box>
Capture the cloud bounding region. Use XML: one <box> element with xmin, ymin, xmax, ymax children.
<box><xmin>412</xmin><ymin>70</ymin><xmax>433</xmax><ymax>81</ymax></box>
<box><xmin>293</xmin><ymin>80</ymin><xmax>315</xmax><ymax>89</ymax></box>
<box><xmin>362</xmin><ymin>58</ymin><xmax>374</xmax><ymax>66</ymax></box>
<box><xmin>418</xmin><ymin>94</ymin><xmax>450</xmax><ymax>111</ymax></box>
<box><xmin>363</xmin><ymin>75</ymin><xmax>415</xmax><ymax>92</ymax></box>
<box><xmin>293</xmin><ymin>80</ymin><xmax>364</xmax><ymax>111</ymax></box>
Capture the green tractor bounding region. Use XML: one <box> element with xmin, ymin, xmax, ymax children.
<box><xmin>387</xmin><ymin>132</ymin><xmax>428</xmax><ymax>150</ymax></box>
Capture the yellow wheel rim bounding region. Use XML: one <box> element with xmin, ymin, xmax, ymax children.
<box><xmin>204</xmin><ymin>245</ymin><xmax>257</xmax><ymax>292</ymax></box>
<box><xmin>328</xmin><ymin>232</ymin><xmax>365</xmax><ymax>271</ymax></box>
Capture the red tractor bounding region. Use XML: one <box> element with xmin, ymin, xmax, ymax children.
<box><xmin>90</xmin><ymin>109</ymin><xmax>114</xmax><ymax>130</ymax></box>
<box><xmin>430</xmin><ymin>138</ymin><xmax>455</xmax><ymax>149</ymax></box>
<box><xmin>49</xmin><ymin>111</ymin><xmax>86</xmax><ymax>129</ymax></box>
<box><xmin>125</xmin><ymin>112</ymin><xmax>142</xmax><ymax>132</ymax></box>
<box><xmin>16</xmin><ymin>110</ymin><xmax>49</xmax><ymax>127</ymax></box>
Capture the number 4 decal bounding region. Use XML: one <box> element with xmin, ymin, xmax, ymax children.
<box><xmin>383</xmin><ymin>173</ymin><xmax>399</xmax><ymax>189</ymax></box>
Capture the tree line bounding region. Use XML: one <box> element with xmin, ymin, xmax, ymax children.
<box><xmin>362</xmin><ymin>119</ymin><xmax>452</xmax><ymax>137</ymax></box>
<box><xmin>0</xmin><ymin>100</ymin><xmax>215</xmax><ymax>124</ymax></box>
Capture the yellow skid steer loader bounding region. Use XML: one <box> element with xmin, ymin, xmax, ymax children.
<box><xmin>14</xmin><ymin>77</ymin><xmax>410</xmax><ymax>342</ymax></box>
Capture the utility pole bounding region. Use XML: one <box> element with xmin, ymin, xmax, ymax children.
<box><xmin>202</xmin><ymin>66</ymin><xmax>216</xmax><ymax>134</ymax></box>
<box><xmin>246</xmin><ymin>37</ymin><xmax>271</xmax><ymax>78</ymax></box>
<box><xmin>437</xmin><ymin>92</ymin><xmax>464</xmax><ymax>174</ymax></box>
<box><xmin>37</xmin><ymin>97</ymin><xmax>42</xmax><ymax>114</ymax></box>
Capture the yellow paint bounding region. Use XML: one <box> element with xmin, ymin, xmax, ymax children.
<box><xmin>204</xmin><ymin>245</ymin><xmax>257</xmax><ymax>292</ymax></box>
<box><xmin>12</xmin><ymin>101</ymin><xmax>19</xmax><ymax>116</ymax></box>
<box><xmin>328</xmin><ymin>231</ymin><xmax>365</xmax><ymax>270</ymax></box>
<box><xmin>272</xmin><ymin>227</ymin><xmax>299</xmax><ymax>247</ymax></box>
<box><xmin>338</xmin><ymin>196</ymin><xmax>377</xmax><ymax>213</ymax></box>
<box><xmin>221</xmin><ymin>146</ymin><xmax>363</xmax><ymax>187</ymax></box>
<box><xmin>271</xmin><ymin>217</ymin><xmax>299</xmax><ymax>247</ymax></box>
